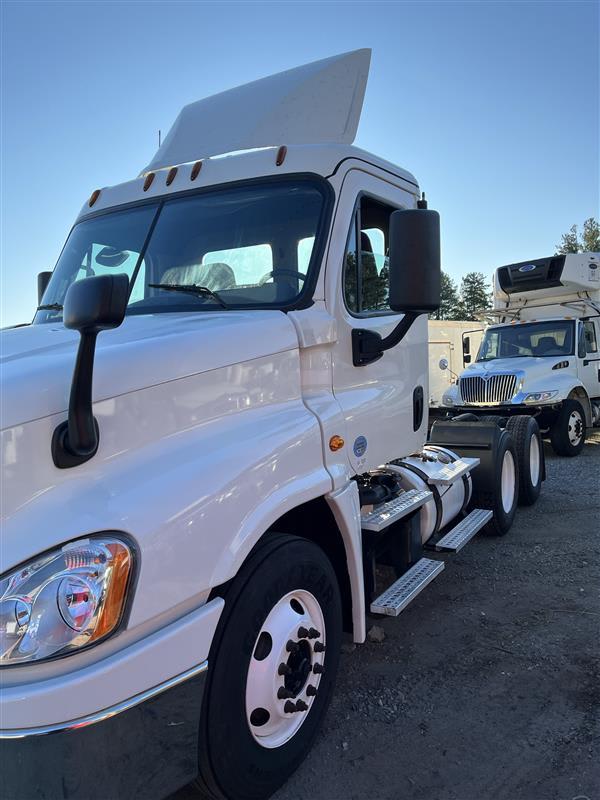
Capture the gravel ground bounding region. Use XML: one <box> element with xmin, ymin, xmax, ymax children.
<box><xmin>176</xmin><ymin>431</ymin><xmax>600</xmax><ymax>800</ymax></box>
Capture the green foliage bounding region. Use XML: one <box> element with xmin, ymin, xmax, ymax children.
<box><xmin>458</xmin><ymin>272</ymin><xmax>492</xmax><ymax>320</ymax></box>
<box><xmin>432</xmin><ymin>271</ymin><xmax>460</xmax><ymax>320</ymax></box>
<box><xmin>555</xmin><ymin>218</ymin><xmax>600</xmax><ymax>254</ymax></box>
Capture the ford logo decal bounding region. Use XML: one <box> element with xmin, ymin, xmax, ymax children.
<box><xmin>518</xmin><ymin>264</ymin><xmax>536</xmax><ymax>273</ymax></box>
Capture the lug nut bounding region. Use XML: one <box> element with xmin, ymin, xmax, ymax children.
<box><xmin>295</xmin><ymin>699</ymin><xmax>309</xmax><ymax>712</ymax></box>
<box><xmin>297</xmin><ymin>626</ymin><xmax>309</xmax><ymax>639</ymax></box>
<box><xmin>312</xmin><ymin>663</ymin><xmax>324</xmax><ymax>674</ymax></box>
<box><xmin>306</xmin><ymin>684</ymin><xmax>318</xmax><ymax>697</ymax></box>
<box><xmin>308</xmin><ymin>628</ymin><xmax>320</xmax><ymax>639</ymax></box>
<box><xmin>286</xmin><ymin>640</ymin><xmax>299</xmax><ymax>653</ymax></box>
<box><xmin>284</xmin><ymin>701</ymin><xmax>297</xmax><ymax>714</ymax></box>
<box><xmin>313</xmin><ymin>642</ymin><xmax>325</xmax><ymax>653</ymax></box>
<box><xmin>277</xmin><ymin>687</ymin><xmax>294</xmax><ymax>699</ymax></box>
<box><xmin>278</xmin><ymin>662</ymin><xmax>291</xmax><ymax>676</ymax></box>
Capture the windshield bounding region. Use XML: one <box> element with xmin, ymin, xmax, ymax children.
<box><xmin>477</xmin><ymin>320</ymin><xmax>575</xmax><ymax>361</ymax></box>
<box><xmin>35</xmin><ymin>178</ymin><xmax>328</xmax><ymax>323</ymax></box>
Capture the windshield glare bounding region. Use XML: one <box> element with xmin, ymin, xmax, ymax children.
<box><xmin>477</xmin><ymin>320</ymin><xmax>575</xmax><ymax>361</ymax></box>
<box><xmin>35</xmin><ymin>178</ymin><xmax>327</xmax><ymax>323</ymax></box>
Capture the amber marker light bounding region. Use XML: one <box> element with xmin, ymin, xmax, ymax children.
<box><xmin>329</xmin><ymin>435</ymin><xmax>345</xmax><ymax>452</ymax></box>
<box><xmin>276</xmin><ymin>145</ymin><xmax>287</xmax><ymax>166</ymax></box>
<box><xmin>190</xmin><ymin>160</ymin><xmax>203</xmax><ymax>180</ymax></box>
<box><xmin>166</xmin><ymin>167</ymin><xmax>178</xmax><ymax>186</ymax></box>
<box><xmin>88</xmin><ymin>189</ymin><xmax>101</xmax><ymax>207</ymax></box>
<box><xmin>143</xmin><ymin>172</ymin><xmax>155</xmax><ymax>192</ymax></box>
<box><xmin>90</xmin><ymin>540</ymin><xmax>133</xmax><ymax>642</ymax></box>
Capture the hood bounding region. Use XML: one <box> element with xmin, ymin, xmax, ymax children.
<box><xmin>0</xmin><ymin>311</ymin><xmax>298</xmax><ymax>430</ymax></box>
<box><xmin>464</xmin><ymin>355</ymin><xmax>575</xmax><ymax>383</ymax></box>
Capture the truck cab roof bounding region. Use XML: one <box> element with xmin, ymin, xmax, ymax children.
<box><xmin>78</xmin><ymin>142</ymin><xmax>419</xmax><ymax>221</ymax></box>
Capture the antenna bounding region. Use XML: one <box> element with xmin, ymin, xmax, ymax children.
<box><xmin>158</xmin><ymin>129</ymin><xmax>161</xmax><ymax>148</ymax></box>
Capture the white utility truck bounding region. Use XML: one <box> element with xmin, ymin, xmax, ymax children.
<box><xmin>442</xmin><ymin>253</ymin><xmax>600</xmax><ymax>456</ymax></box>
<box><xmin>1</xmin><ymin>51</ymin><xmax>538</xmax><ymax>800</ymax></box>
<box><xmin>428</xmin><ymin>320</ymin><xmax>483</xmax><ymax>409</ymax></box>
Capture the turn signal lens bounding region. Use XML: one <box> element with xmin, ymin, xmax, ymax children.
<box><xmin>0</xmin><ymin>537</ymin><xmax>133</xmax><ymax>665</ymax></box>
<box><xmin>329</xmin><ymin>435</ymin><xmax>345</xmax><ymax>452</ymax></box>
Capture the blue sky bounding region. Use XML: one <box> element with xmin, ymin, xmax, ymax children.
<box><xmin>1</xmin><ymin>0</ymin><xmax>598</xmax><ymax>326</ymax></box>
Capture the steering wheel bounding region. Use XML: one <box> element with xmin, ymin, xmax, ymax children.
<box><xmin>258</xmin><ymin>268</ymin><xmax>307</xmax><ymax>286</ymax></box>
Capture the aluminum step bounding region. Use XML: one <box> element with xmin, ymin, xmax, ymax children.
<box><xmin>425</xmin><ymin>457</ymin><xmax>480</xmax><ymax>486</ymax></box>
<box><xmin>361</xmin><ymin>489</ymin><xmax>432</xmax><ymax>533</ymax></box>
<box><xmin>370</xmin><ymin>557</ymin><xmax>444</xmax><ymax>616</ymax></box>
<box><xmin>435</xmin><ymin>508</ymin><xmax>493</xmax><ymax>552</ymax></box>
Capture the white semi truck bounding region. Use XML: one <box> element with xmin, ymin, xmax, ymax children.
<box><xmin>442</xmin><ymin>252</ymin><xmax>600</xmax><ymax>456</ymax></box>
<box><xmin>0</xmin><ymin>51</ymin><xmax>540</xmax><ymax>800</ymax></box>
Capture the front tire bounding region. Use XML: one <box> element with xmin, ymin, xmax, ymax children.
<box><xmin>506</xmin><ymin>416</ymin><xmax>543</xmax><ymax>505</ymax></box>
<box><xmin>194</xmin><ymin>534</ymin><xmax>342</xmax><ymax>800</ymax></box>
<box><xmin>550</xmin><ymin>399</ymin><xmax>586</xmax><ymax>457</ymax></box>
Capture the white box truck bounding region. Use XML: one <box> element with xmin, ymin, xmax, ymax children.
<box><xmin>442</xmin><ymin>253</ymin><xmax>600</xmax><ymax>456</ymax></box>
<box><xmin>428</xmin><ymin>320</ymin><xmax>484</xmax><ymax>408</ymax></box>
<box><xmin>0</xmin><ymin>50</ymin><xmax>540</xmax><ymax>800</ymax></box>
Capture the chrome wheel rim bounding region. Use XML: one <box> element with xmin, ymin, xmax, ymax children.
<box><xmin>245</xmin><ymin>590</ymin><xmax>325</xmax><ymax>749</ymax></box>
<box><xmin>529</xmin><ymin>433</ymin><xmax>540</xmax><ymax>486</ymax></box>
<box><xmin>568</xmin><ymin>410</ymin><xmax>584</xmax><ymax>446</ymax></box>
<box><xmin>501</xmin><ymin>449</ymin><xmax>516</xmax><ymax>513</ymax></box>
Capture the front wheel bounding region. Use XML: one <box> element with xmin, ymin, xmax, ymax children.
<box><xmin>194</xmin><ymin>534</ymin><xmax>342</xmax><ymax>800</ymax></box>
<box><xmin>550</xmin><ymin>399</ymin><xmax>586</xmax><ymax>457</ymax></box>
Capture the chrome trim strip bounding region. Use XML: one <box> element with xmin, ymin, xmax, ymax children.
<box><xmin>0</xmin><ymin>659</ymin><xmax>208</xmax><ymax>740</ymax></box>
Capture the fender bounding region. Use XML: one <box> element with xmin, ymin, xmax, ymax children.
<box><xmin>0</xmin><ymin>350</ymin><xmax>333</xmax><ymax>637</ymax></box>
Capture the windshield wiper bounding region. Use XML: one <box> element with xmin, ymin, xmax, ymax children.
<box><xmin>37</xmin><ymin>303</ymin><xmax>63</xmax><ymax>311</ymax></box>
<box><xmin>148</xmin><ymin>283</ymin><xmax>228</xmax><ymax>309</ymax></box>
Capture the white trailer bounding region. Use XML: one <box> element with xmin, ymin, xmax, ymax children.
<box><xmin>0</xmin><ymin>50</ymin><xmax>538</xmax><ymax>800</ymax></box>
<box><xmin>443</xmin><ymin>253</ymin><xmax>600</xmax><ymax>456</ymax></box>
<box><xmin>428</xmin><ymin>320</ymin><xmax>484</xmax><ymax>408</ymax></box>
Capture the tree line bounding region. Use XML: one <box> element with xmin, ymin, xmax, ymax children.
<box><xmin>435</xmin><ymin>217</ymin><xmax>599</xmax><ymax>321</ymax></box>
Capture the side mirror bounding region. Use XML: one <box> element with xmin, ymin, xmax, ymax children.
<box><xmin>462</xmin><ymin>336</ymin><xmax>470</xmax><ymax>355</ymax></box>
<box><xmin>52</xmin><ymin>274</ymin><xmax>129</xmax><ymax>468</ymax></box>
<box><xmin>37</xmin><ymin>271</ymin><xmax>52</xmax><ymax>305</ymax></box>
<box><xmin>439</xmin><ymin>357</ymin><xmax>449</xmax><ymax>371</ymax></box>
<box><xmin>388</xmin><ymin>209</ymin><xmax>441</xmax><ymax>314</ymax></box>
<box><xmin>352</xmin><ymin>207</ymin><xmax>441</xmax><ymax>367</ymax></box>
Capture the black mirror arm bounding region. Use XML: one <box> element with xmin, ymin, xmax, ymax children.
<box><xmin>352</xmin><ymin>311</ymin><xmax>420</xmax><ymax>366</ymax></box>
<box><xmin>52</xmin><ymin>331</ymin><xmax>100</xmax><ymax>468</ymax></box>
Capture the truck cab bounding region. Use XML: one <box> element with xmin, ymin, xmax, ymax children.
<box><xmin>442</xmin><ymin>253</ymin><xmax>600</xmax><ymax>456</ymax></box>
<box><xmin>1</xmin><ymin>50</ymin><xmax>528</xmax><ymax>800</ymax></box>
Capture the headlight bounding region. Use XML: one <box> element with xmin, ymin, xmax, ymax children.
<box><xmin>0</xmin><ymin>537</ymin><xmax>133</xmax><ymax>665</ymax></box>
<box><xmin>523</xmin><ymin>391</ymin><xmax>559</xmax><ymax>403</ymax></box>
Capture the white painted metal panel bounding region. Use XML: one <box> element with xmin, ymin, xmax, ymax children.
<box><xmin>144</xmin><ymin>49</ymin><xmax>371</xmax><ymax>171</ymax></box>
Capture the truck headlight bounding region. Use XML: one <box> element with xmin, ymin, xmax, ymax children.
<box><xmin>523</xmin><ymin>391</ymin><xmax>558</xmax><ymax>403</ymax></box>
<box><xmin>0</xmin><ymin>537</ymin><xmax>133</xmax><ymax>665</ymax></box>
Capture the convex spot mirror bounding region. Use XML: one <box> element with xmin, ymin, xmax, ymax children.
<box><xmin>439</xmin><ymin>357</ymin><xmax>449</xmax><ymax>371</ymax></box>
<box><xmin>387</xmin><ymin>208</ymin><xmax>441</xmax><ymax>315</ymax></box>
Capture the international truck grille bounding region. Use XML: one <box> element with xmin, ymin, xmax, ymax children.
<box><xmin>459</xmin><ymin>374</ymin><xmax>517</xmax><ymax>404</ymax></box>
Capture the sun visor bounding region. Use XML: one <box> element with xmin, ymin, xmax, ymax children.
<box><xmin>143</xmin><ymin>48</ymin><xmax>371</xmax><ymax>172</ymax></box>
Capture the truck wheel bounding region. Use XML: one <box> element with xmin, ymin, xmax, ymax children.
<box><xmin>550</xmin><ymin>399</ymin><xmax>586</xmax><ymax>457</ymax></box>
<box><xmin>477</xmin><ymin>415</ymin><xmax>504</xmax><ymax>425</ymax></box>
<box><xmin>473</xmin><ymin>433</ymin><xmax>519</xmax><ymax>536</ymax></box>
<box><xmin>194</xmin><ymin>534</ymin><xmax>342</xmax><ymax>800</ymax></box>
<box><xmin>506</xmin><ymin>416</ymin><xmax>543</xmax><ymax>506</ymax></box>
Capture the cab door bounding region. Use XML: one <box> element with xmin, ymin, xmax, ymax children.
<box><xmin>324</xmin><ymin>169</ymin><xmax>426</xmax><ymax>474</ymax></box>
<box><xmin>579</xmin><ymin>319</ymin><xmax>600</xmax><ymax>398</ymax></box>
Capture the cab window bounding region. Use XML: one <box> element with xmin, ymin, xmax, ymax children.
<box><xmin>583</xmin><ymin>321</ymin><xmax>598</xmax><ymax>354</ymax></box>
<box><xmin>343</xmin><ymin>196</ymin><xmax>395</xmax><ymax>315</ymax></box>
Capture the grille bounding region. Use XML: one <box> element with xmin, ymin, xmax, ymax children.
<box><xmin>459</xmin><ymin>374</ymin><xmax>517</xmax><ymax>404</ymax></box>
